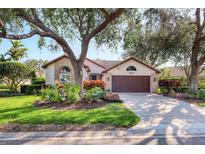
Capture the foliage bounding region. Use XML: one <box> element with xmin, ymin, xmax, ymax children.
<box><xmin>0</xmin><ymin>61</ymin><xmax>35</xmax><ymax>93</ymax></box>
<box><xmin>157</xmin><ymin>87</ymin><xmax>169</xmax><ymax>95</ymax></box>
<box><xmin>4</xmin><ymin>40</ymin><xmax>28</xmax><ymax>61</ymax></box>
<box><xmin>83</xmin><ymin>87</ymin><xmax>106</xmax><ymax>102</ymax></box>
<box><xmin>83</xmin><ymin>80</ymin><xmax>105</xmax><ymax>90</ymax></box>
<box><xmin>40</xmin><ymin>84</ymin><xmax>61</xmax><ymax>102</ymax></box>
<box><xmin>103</xmin><ymin>93</ymin><xmax>121</xmax><ymax>102</ymax></box>
<box><xmin>160</xmin><ymin>76</ymin><xmax>187</xmax><ymax>87</ymax></box>
<box><xmin>159</xmin><ymin>79</ymin><xmax>182</xmax><ymax>90</ymax></box>
<box><xmin>0</xmin><ymin>95</ymin><xmax>140</xmax><ymax>127</ymax></box>
<box><xmin>123</xmin><ymin>9</ymin><xmax>190</xmax><ymax>67</ymax></box>
<box><xmin>159</xmin><ymin>68</ymin><xmax>171</xmax><ymax>79</ymax></box>
<box><xmin>24</xmin><ymin>59</ymin><xmax>48</xmax><ymax>77</ymax></box>
<box><xmin>20</xmin><ymin>85</ymin><xmax>42</xmax><ymax>95</ymax></box>
<box><xmin>175</xmin><ymin>87</ymin><xmax>189</xmax><ymax>93</ymax></box>
<box><xmin>31</xmin><ymin>77</ymin><xmax>45</xmax><ymax>85</ymax></box>
<box><xmin>63</xmin><ymin>84</ymin><xmax>80</xmax><ymax>103</ymax></box>
<box><xmin>40</xmin><ymin>83</ymin><xmax>80</xmax><ymax>103</ymax></box>
<box><xmin>0</xmin><ymin>84</ymin><xmax>8</xmax><ymax>89</ymax></box>
<box><xmin>187</xmin><ymin>89</ymin><xmax>205</xmax><ymax>100</ymax></box>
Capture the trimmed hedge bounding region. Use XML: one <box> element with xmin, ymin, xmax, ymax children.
<box><xmin>20</xmin><ymin>85</ymin><xmax>42</xmax><ymax>94</ymax></box>
<box><xmin>83</xmin><ymin>80</ymin><xmax>105</xmax><ymax>90</ymax></box>
<box><xmin>0</xmin><ymin>84</ymin><xmax>8</xmax><ymax>89</ymax></box>
<box><xmin>31</xmin><ymin>77</ymin><xmax>45</xmax><ymax>85</ymax></box>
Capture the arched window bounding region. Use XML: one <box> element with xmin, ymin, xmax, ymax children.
<box><xmin>126</xmin><ymin>66</ymin><xmax>137</xmax><ymax>71</ymax></box>
<box><xmin>60</xmin><ymin>66</ymin><xmax>71</xmax><ymax>83</ymax></box>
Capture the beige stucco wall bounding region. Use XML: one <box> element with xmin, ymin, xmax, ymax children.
<box><xmin>45</xmin><ymin>64</ymin><xmax>54</xmax><ymax>85</ymax></box>
<box><xmin>102</xmin><ymin>59</ymin><xmax>159</xmax><ymax>93</ymax></box>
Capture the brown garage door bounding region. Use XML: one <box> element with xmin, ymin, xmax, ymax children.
<box><xmin>112</xmin><ymin>76</ymin><xmax>150</xmax><ymax>92</ymax></box>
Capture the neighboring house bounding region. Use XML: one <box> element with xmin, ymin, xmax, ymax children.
<box><xmin>162</xmin><ymin>67</ymin><xmax>205</xmax><ymax>78</ymax></box>
<box><xmin>42</xmin><ymin>55</ymin><xmax>160</xmax><ymax>93</ymax></box>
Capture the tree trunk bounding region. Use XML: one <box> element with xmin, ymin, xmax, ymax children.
<box><xmin>189</xmin><ymin>63</ymin><xmax>200</xmax><ymax>91</ymax></box>
<box><xmin>73</xmin><ymin>63</ymin><xmax>84</xmax><ymax>97</ymax></box>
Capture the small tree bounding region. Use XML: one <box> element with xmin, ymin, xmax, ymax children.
<box><xmin>0</xmin><ymin>62</ymin><xmax>35</xmax><ymax>93</ymax></box>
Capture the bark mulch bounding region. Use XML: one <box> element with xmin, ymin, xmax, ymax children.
<box><xmin>33</xmin><ymin>100</ymin><xmax>120</xmax><ymax>110</ymax></box>
<box><xmin>0</xmin><ymin>124</ymin><xmax>125</xmax><ymax>132</ymax></box>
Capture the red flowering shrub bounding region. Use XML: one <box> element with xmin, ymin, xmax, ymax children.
<box><xmin>83</xmin><ymin>80</ymin><xmax>105</xmax><ymax>90</ymax></box>
<box><xmin>159</xmin><ymin>79</ymin><xmax>181</xmax><ymax>90</ymax></box>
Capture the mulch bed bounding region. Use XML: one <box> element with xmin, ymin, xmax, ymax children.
<box><xmin>34</xmin><ymin>100</ymin><xmax>120</xmax><ymax>110</ymax></box>
<box><xmin>175</xmin><ymin>93</ymin><xmax>204</xmax><ymax>105</ymax></box>
<box><xmin>0</xmin><ymin>124</ymin><xmax>126</xmax><ymax>132</ymax></box>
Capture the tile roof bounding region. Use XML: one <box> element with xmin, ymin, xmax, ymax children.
<box><xmin>162</xmin><ymin>67</ymin><xmax>205</xmax><ymax>77</ymax></box>
<box><xmin>93</xmin><ymin>60</ymin><xmax>120</xmax><ymax>69</ymax></box>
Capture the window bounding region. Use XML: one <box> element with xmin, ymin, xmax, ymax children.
<box><xmin>107</xmin><ymin>77</ymin><xmax>110</xmax><ymax>82</ymax></box>
<box><xmin>91</xmin><ymin>74</ymin><xmax>97</xmax><ymax>80</ymax></box>
<box><xmin>126</xmin><ymin>66</ymin><xmax>137</xmax><ymax>71</ymax></box>
<box><xmin>60</xmin><ymin>66</ymin><xmax>71</xmax><ymax>84</ymax></box>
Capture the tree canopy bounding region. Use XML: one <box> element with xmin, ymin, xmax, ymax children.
<box><xmin>123</xmin><ymin>9</ymin><xmax>194</xmax><ymax>67</ymax></box>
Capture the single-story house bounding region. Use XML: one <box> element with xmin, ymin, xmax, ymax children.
<box><xmin>42</xmin><ymin>55</ymin><xmax>160</xmax><ymax>93</ymax></box>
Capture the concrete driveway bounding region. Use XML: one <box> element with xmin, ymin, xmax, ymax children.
<box><xmin>119</xmin><ymin>93</ymin><xmax>205</xmax><ymax>144</ymax></box>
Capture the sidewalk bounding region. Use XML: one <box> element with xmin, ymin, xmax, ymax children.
<box><xmin>1</xmin><ymin>130</ymin><xmax>205</xmax><ymax>144</ymax></box>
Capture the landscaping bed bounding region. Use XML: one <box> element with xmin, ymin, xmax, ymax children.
<box><xmin>175</xmin><ymin>93</ymin><xmax>205</xmax><ymax>106</ymax></box>
<box><xmin>0</xmin><ymin>123</ymin><xmax>126</xmax><ymax>132</ymax></box>
<box><xmin>34</xmin><ymin>99</ymin><xmax>121</xmax><ymax>110</ymax></box>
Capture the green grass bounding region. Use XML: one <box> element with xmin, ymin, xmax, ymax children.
<box><xmin>197</xmin><ymin>102</ymin><xmax>205</xmax><ymax>107</ymax></box>
<box><xmin>0</xmin><ymin>95</ymin><xmax>140</xmax><ymax>127</ymax></box>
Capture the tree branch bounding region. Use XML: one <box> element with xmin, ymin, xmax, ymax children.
<box><xmin>16</xmin><ymin>9</ymin><xmax>77</xmax><ymax>63</ymax></box>
<box><xmin>78</xmin><ymin>8</ymin><xmax>124</xmax><ymax>65</ymax></box>
<box><xmin>31</xmin><ymin>8</ymin><xmax>42</xmax><ymax>23</ymax></box>
<box><xmin>196</xmin><ymin>8</ymin><xmax>201</xmax><ymax>31</ymax></box>
<box><xmin>100</xmin><ymin>9</ymin><xmax>110</xmax><ymax>19</ymax></box>
<box><xmin>0</xmin><ymin>30</ymin><xmax>52</xmax><ymax>40</ymax></box>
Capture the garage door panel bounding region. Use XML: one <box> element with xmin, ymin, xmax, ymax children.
<box><xmin>112</xmin><ymin>76</ymin><xmax>150</xmax><ymax>92</ymax></box>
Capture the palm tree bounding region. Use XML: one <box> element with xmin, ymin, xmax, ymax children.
<box><xmin>0</xmin><ymin>54</ymin><xmax>7</xmax><ymax>62</ymax></box>
<box><xmin>5</xmin><ymin>40</ymin><xmax>28</xmax><ymax>61</ymax></box>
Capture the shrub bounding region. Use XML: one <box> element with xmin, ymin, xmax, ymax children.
<box><xmin>20</xmin><ymin>85</ymin><xmax>42</xmax><ymax>94</ymax></box>
<box><xmin>103</xmin><ymin>93</ymin><xmax>121</xmax><ymax>102</ymax></box>
<box><xmin>157</xmin><ymin>87</ymin><xmax>168</xmax><ymax>95</ymax></box>
<box><xmin>84</xmin><ymin>87</ymin><xmax>106</xmax><ymax>102</ymax></box>
<box><xmin>0</xmin><ymin>84</ymin><xmax>8</xmax><ymax>89</ymax></box>
<box><xmin>40</xmin><ymin>83</ymin><xmax>80</xmax><ymax>103</ymax></box>
<box><xmin>159</xmin><ymin>79</ymin><xmax>181</xmax><ymax>90</ymax></box>
<box><xmin>40</xmin><ymin>84</ymin><xmax>61</xmax><ymax>102</ymax></box>
<box><xmin>175</xmin><ymin>87</ymin><xmax>189</xmax><ymax>93</ymax></box>
<box><xmin>63</xmin><ymin>84</ymin><xmax>80</xmax><ymax>103</ymax></box>
<box><xmin>83</xmin><ymin>80</ymin><xmax>105</xmax><ymax>90</ymax></box>
<box><xmin>188</xmin><ymin>89</ymin><xmax>205</xmax><ymax>100</ymax></box>
<box><xmin>32</xmin><ymin>77</ymin><xmax>45</xmax><ymax>85</ymax></box>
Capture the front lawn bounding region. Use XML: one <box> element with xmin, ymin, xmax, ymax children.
<box><xmin>0</xmin><ymin>95</ymin><xmax>139</xmax><ymax>128</ymax></box>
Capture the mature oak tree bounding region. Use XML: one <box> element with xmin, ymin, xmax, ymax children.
<box><xmin>0</xmin><ymin>8</ymin><xmax>124</xmax><ymax>93</ymax></box>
